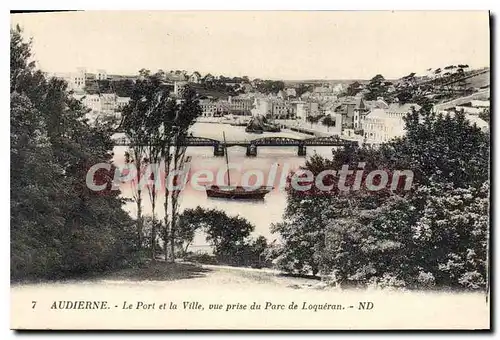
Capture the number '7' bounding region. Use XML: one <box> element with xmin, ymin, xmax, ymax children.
<box><xmin>32</xmin><ymin>301</ymin><xmax>36</xmax><ymax>309</ymax></box>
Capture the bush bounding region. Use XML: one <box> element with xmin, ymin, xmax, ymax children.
<box><xmin>184</xmin><ymin>253</ymin><xmax>218</xmax><ymax>265</ymax></box>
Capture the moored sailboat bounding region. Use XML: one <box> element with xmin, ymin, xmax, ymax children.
<box><xmin>205</xmin><ymin>132</ymin><xmax>273</xmax><ymax>200</ymax></box>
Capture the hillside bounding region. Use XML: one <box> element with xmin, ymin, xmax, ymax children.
<box><xmin>466</xmin><ymin>69</ymin><xmax>490</xmax><ymax>89</ymax></box>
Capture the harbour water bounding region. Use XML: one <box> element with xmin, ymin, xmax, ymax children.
<box><xmin>112</xmin><ymin>123</ymin><xmax>334</xmax><ymax>247</ymax></box>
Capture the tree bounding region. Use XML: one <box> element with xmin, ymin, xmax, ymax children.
<box><xmin>306</xmin><ymin>115</ymin><xmax>321</xmax><ymax>124</ymax></box>
<box><xmin>113</xmin><ymin>79</ymin><xmax>135</xmax><ymax>97</ymax></box>
<box><xmin>121</xmin><ymin>77</ymin><xmax>201</xmax><ymax>262</ymax></box>
<box><xmin>121</xmin><ymin>74</ymin><xmax>162</xmax><ymax>249</ymax></box>
<box><xmin>296</xmin><ymin>84</ymin><xmax>313</xmax><ymax>98</ymax></box>
<box><xmin>364</xmin><ymin>74</ymin><xmax>392</xmax><ymax>101</ymax></box>
<box><xmin>479</xmin><ymin>108</ymin><xmax>490</xmax><ymax>123</ymax></box>
<box><xmin>138</xmin><ymin>68</ymin><xmax>151</xmax><ymax>78</ymax></box>
<box><xmin>321</xmin><ymin>115</ymin><xmax>336</xmax><ymax>128</ymax></box>
<box><xmin>179</xmin><ymin>207</ymin><xmax>254</xmax><ymax>261</ymax></box>
<box><xmin>250</xmin><ymin>236</ymin><xmax>269</xmax><ymax>264</ymax></box>
<box><xmin>345</xmin><ymin>81</ymin><xmax>363</xmax><ymax>96</ymax></box>
<box><xmin>176</xmin><ymin>209</ymin><xmax>203</xmax><ymax>255</ymax></box>
<box><xmin>395</xmin><ymin>72</ymin><xmax>418</xmax><ymax>104</ymax></box>
<box><xmin>11</xmin><ymin>26</ymin><xmax>137</xmax><ymax>280</ymax></box>
<box><xmin>143</xmin><ymin>86</ymin><xmax>170</xmax><ymax>260</ymax></box>
<box><xmin>256</xmin><ymin>80</ymin><xmax>285</xmax><ymax>95</ymax></box>
<box><xmin>271</xmin><ymin>105</ymin><xmax>490</xmax><ymax>289</ymax></box>
<box><xmin>154</xmin><ymin>69</ymin><xmax>166</xmax><ymax>80</ymax></box>
<box><xmin>167</xmin><ymin>86</ymin><xmax>202</xmax><ymax>262</ymax></box>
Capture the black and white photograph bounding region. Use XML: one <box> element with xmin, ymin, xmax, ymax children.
<box><xmin>9</xmin><ymin>10</ymin><xmax>491</xmax><ymax>330</ymax></box>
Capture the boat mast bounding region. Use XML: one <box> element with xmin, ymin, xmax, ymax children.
<box><xmin>223</xmin><ymin>132</ymin><xmax>231</xmax><ymax>186</ymax></box>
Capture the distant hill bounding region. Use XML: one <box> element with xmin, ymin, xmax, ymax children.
<box><xmin>284</xmin><ymin>78</ymin><xmax>400</xmax><ymax>87</ymax></box>
<box><xmin>466</xmin><ymin>69</ymin><xmax>490</xmax><ymax>89</ymax></box>
<box><xmin>284</xmin><ymin>79</ymin><xmax>369</xmax><ymax>86</ymax></box>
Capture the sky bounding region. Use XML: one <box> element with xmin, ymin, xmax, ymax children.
<box><xmin>11</xmin><ymin>11</ymin><xmax>490</xmax><ymax>80</ymax></box>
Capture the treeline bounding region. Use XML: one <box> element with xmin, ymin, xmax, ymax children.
<box><xmin>11</xmin><ymin>26</ymin><xmax>138</xmax><ymax>280</ymax></box>
<box><xmin>255</xmin><ymin>80</ymin><xmax>285</xmax><ymax>95</ymax></box>
<box><xmin>345</xmin><ymin>64</ymin><xmax>477</xmax><ymax>106</ymax></box>
<box><xmin>271</xmin><ymin>108</ymin><xmax>489</xmax><ymax>290</ymax></box>
<box><xmin>84</xmin><ymin>79</ymin><xmax>135</xmax><ymax>97</ymax></box>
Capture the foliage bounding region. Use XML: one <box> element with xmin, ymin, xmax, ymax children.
<box><xmin>177</xmin><ymin>207</ymin><xmax>270</xmax><ymax>267</ymax></box>
<box><xmin>479</xmin><ymin>108</ymin><xmax>490</xmax><ymax>123</ymax></box>
<box><xmin>256</xmin><ymin>80</ymin><xmax>285</xmax><ymax>95</ymax></box>
<box><xmin>306</xmin><ymin>115</ymin><xmax>322</xmax><ymax>124</ymax></box>
<box><xmin>345</xmin><ymin>81</ymin><xmax>363</xmax><ymax>96</ymax></box>
<box><xmin>199</xmin><ymin>74</ymin><xmax>247</xmax><ymax>96</ymax></box>
<box><xmin>321</xmin><ymin>115</ymin><xmax>336</xmax><ymax>127</ymax></box>
<box><xmin>272</xmin><ymin>105</ymin><xmax>490</xmax><ymax>290</ymax></box>
<box><xmin>11</xmin><ymin>26</ymin><xmax>137</xmax><ymax>280</ymax></box>
<box><xmin>296</xmin><ymin>84</ymin><xmax>313</xmax><ymax>98</ymax></box>
<box><xmin>120</xmin><ymin>72</ymin><xmax>202</xmax><ymax>262</ymax></box>
<box><xmin>364</xmin><ymin>74</ymin><xmax>393</xmax><ymax>101</ymax></box>
<box><xmin>85</xmin><ymin>79</ymin><xmax>135</xmax><ymax>97</ymax></box>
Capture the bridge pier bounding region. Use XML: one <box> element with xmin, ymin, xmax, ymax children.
<box><xmin>298</xmin><ymin>144</ymin><xmax>307</xmax><ymax>156</ymax></box>
<box><xmin>246</xmin><ymin>144</ymin><xmax>257</xmax><ymax>157</ymax></box>
<box><xmin>213</xmin><ymin>143</ymin><xmax>225</xmax><ymax>157</ymax></box>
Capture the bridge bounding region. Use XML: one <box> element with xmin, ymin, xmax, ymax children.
<box><xmin>113</xmin><ymin>135</ymin><xmax>356</xmax><ymax>156</ymax></box>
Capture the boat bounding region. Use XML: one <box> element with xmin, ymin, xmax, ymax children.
<box><xmin>245</xmin><ymin>126</ymin><xmax>264</xmax><ymax>134</ymax></box>
<box><xmin>205</xmin><ymin>185</ymin><xmax>273</xmax><ymax>200</ymax></box>
<box><xmin>245</xmin><ymin>115</ymin><xmax>281</xmax><ymax>133</ymax></box>
<box><xmin>230</xmin><ymin>121</ymin><xmax>248</xmax><ymax>127</ymax></box>
<box><xmin>205</xmin><ymin>132</ymin><xmax>273</xmax><ymax>200</ymax></box>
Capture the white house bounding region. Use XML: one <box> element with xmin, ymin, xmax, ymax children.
<box><xmin>285</xmin><ymin>88</ymin><xmax>297</xmax><ymax>98</ymax></box>
<box><xmin>189</xmin><ymin>72</ymin><xmax>202</xmax><ymax>84</ymax></box>
<box><xmin>454</xmin><ymin>106</ymin><xmax>483</xmax><ymax>115</ymax></box>
<box><xmin>96</xmin><ymin>69</ymin><xmax>108</xmax><ymax>81</ymax></box>
<box><xmin>362</xmin><ymin>99</ymin><xmax>421</xmax><ymax>144</ymax></box>
<box><xmin>252</xmin><ymin>97</ymin><xmax>271</xmax><ymax>117</ymax></box>
<box><xmin>470</xmin><ymin>100</ymin><xmax>490</xmax><ymax>108</ymax></box>
<box><xmin>74</xmin><ymin>93</ymin><xmax>130</xmax><ymax>124</ymax></box>
<box><xmin>199</xmin><ymin>99</ymin><xmax>218</xmax><ymax>117</ymax></box>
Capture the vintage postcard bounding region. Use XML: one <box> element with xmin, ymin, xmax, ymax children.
<box><xmin>10</xmin><ymin>10</ymin><xmax>490</xmax><ymax>330</ymax></box>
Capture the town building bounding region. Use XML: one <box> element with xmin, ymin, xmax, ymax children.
<box><xmin>361</xmin><ymin>99</ymin><xmax>421</xmax><ymax>144</ymax></box>
<box><xmin>295</xmin><ymin>101</ymin><xmax>309</xmax><ymax>120</ymax></box>
<box><xmin>310</xmin><ymin>85</ymin><xmax>338</xmax><ymax>102</ymax></box>
<box><xmin>252</xmin><ymin>96</ymin><xmax>271</xmax><ymax>117</ymax></box>
<box><xmin>199</xmin><ymin>99</ymin><xmax>219</xmax><ymax>117</ymax></box>
<box><xmin>270</xmin><ymin>100</ymin><xmax>295</xmax><ymax>119</ymax></box>
<box><xmin>332</xmin><ymin>96</ymin><xmax>359</xmax><ymax>129</ymax></box>
<box><xmin>353</xmin><ymin>98</ymin><xmax>372</xmax><ymax>129</ymax></box>
<box><xmin>49</xmin><ymin>67</ymin><xmax>112</xmax><ymax>93</ymax></box>
<box><xmin>96</xmin><ymin>69</ymin><xmax>108</xmax><ymax>81</ymax></box>
<box><xmin>116</xmin><ymin>96</ymin><xmax>131</xmax><ymax>110</ymax></box>
<box><xmin>295</xmin><ymin>101</ymin><xmax>320</xmax><ymax>120</ymax></box>
<box><xmin>469</xmin><ymin>100</ymin><xmax>490</xmax><ymax>108</ymax></box>
<box><xmin>189</xmin><ymin>72</ymin><xmax>202</xmax><ymax>84</ymax></box>
<box><xmin>227</xmin><ymin>96</ymin><xmax>254</xmax><ymax>116</ymax></box>
<box><xmin>285</xmin><ymin>88</ymin><xmax>297</xmax><ymax>98</ymax></box>
<box><xmin>166</xmin><ymin>71</ymin><xmax>188</xmax><ymax>82</ymax></box>
<box><xmin>74</xmin><ymin>93</ymin><xmax>130</xmax><ymax>124</ymax></box>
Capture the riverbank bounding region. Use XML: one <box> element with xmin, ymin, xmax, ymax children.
<box><xmin>196</xmin><ymin>116</ymin><xmax>251</xmax><ymax>125</ymax></box>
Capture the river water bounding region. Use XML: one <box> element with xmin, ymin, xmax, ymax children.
<box><xmin>112</xmin><ymin>123</ymin><xmax>334</xmax><ymax>247</ymax></box>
